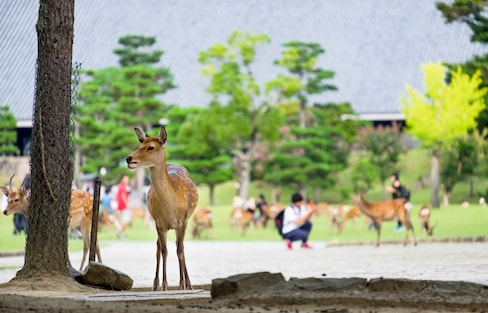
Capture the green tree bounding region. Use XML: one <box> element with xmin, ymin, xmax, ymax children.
<box><xmin>402</xmin><ymin>62</ymin><xmax>487</xmax><ymax>208</ymax></box>
<box><xmin>0</xmin><ymin>105</ymin><xmax>18</xmax><ymax>156</ymax></box>
<box><xmin>77</xmin><ymin>35</ymin><xmax>175</xmax><ymax>187</ymax></box>
<box><xmin>436</xmin><ymin>0</ymin><xmax>488</xmax><ymax>132</ymax></box>
<box><xmin>263</xmin><ymin>103</ymin><xmax>358</xmax><ymax>202</ymax></box>
<box><xmin>170</xmin><ymin>107</ymin><xmax>234</xmax><ymax>205</ymax></box>
<box><xmin>350</xmin><ymin>157</ymin><xmax>379</xmax><ymax>194</ymax></box>
<box><xmin>356</xmin><ymin>123</ymin><xmax>405</xmax><ymax>199</ymax></box>
<box><xmin>266</xmin><ymin>41</ymin><xmax>337</xmax><ymax>197</ymax></box>
<box><xmin>199</xmin><ymin>30</ymin><xmax>283</xmax><ymax>201</ymax></box>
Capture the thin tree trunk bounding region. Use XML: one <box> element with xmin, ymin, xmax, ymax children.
<box><xmin>238</xmin><ymin>149</ymin><xmax>251</xmax><ymax>201</ymax></box>
<box><xmin>430</xmin><ymin>148</ymin><xmax>440</xmax><ymax>208</ymax></box>
<box><xmin>17</xmin><ymin>0</ymin><xmax>74</xmax><ymax>278</ymax></box>
<box><xmin>209</xmin><ymin>184</ymin><xmax>215</xmax><ymax>205</ymax></box>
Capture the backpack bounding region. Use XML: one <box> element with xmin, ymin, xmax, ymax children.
<box><xmin>400</xmin><ymin>186</ymin><xmax>411</xmax><ymax>201</ymax></box>
<box><xmin>274</xmin><ymin>209</ymin><xmax>286</xmax><ymax>238</ymax></box>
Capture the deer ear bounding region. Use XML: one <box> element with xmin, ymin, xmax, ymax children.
<box><xmin>1</xmin><ymin>186</ymin><xmax>8</xmax><ymax>197</ymax></box>
<box><xmin>134</xmin><ymin>128</ymin><xmax>147</xmax><ymax>143</ymax></box>
<box><xmin>20</xmin><ymin>187</ymin><xmax>27</xmax><ymax>197</ymax></box>
<box><xmin>158</xmin><ymin>127</ymin><xmax>167</xmax><ymax>146</ymax></box>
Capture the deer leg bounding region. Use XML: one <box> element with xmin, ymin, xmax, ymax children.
<box><xmin>159</xmin><ymin>231</ymin><xmax>169</xmax><ymax>291</ymax></box>
<box><xmin>176</xmin><ymin>224</ymin><xmax>191</xmax><ymax>290</ymax></box>
<box><xmin>408</xmin><ymin>222</ymin><xmax>417</xmax><ymax>246</ymax></box>
<box><xmin>375</xmin><ymin>221</ymin><xmax>382</xmax><ymax>247</ymax></box>
<box><xmin>153</xmin><ymin>238</ymin><xmax>161</xmax><ymax>291</ymax></box>
<box><xmin>79</xmin><ymin>231</ymin><xmax>89</xmax><ymax>270</ymax></box>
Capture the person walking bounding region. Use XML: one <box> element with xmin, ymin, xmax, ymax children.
<box><xmin>282</xmin><ymin>192</ymin><xmax>314</xmax><ymax>250</ymax></box>
<box><xmin>116</xmin><ymin>175</ymin><xmax>131</xmax><ymax>239</ymax></box>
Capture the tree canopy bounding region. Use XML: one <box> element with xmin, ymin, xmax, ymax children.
<box><xmin>402</xmin><ymin>61</ymin><xmax>487</xmax><ymax>207</ymax></box>
<box><xmin>0</xmin><ymin>105</ymin><xmax>18</xmax><ymax>156</ymax></box>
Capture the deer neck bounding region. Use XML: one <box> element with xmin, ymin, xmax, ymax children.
<box><xmin>148</xmin><ymin>162</ymin><xmax>175</xmax><ymax>197</ymax></box>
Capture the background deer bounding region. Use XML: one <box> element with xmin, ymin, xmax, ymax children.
<box><xmin>1</xmin><ymin>175</ymin><xmax>101</xmax><ymax>270</ymax></box>
<box><xmin>126</xmin><ymin>127</ymin><xmax>198</xmax><ymax>291</ymax></box>
<box><xmin>192</xmin><ymin>208</ymin><xmax>213</xmax><ymax>239</ymax></box>
<box><xmin>256</xmin><ymin>203</ymin><xmax>285</xmax><ymax>227</ymax></box>
<box><xmin>353</xmin><ymin>193</ymin><xmax>417</xmax><ymax>247</ymax></box>
<box><xmin>418</xmin><ymin>204</ymin><xmax>435</xmax><ymax>236</ymax></box>
<box><xmin>229</xmin><ymin>206</ymin><xmax>254</xmax><ymax>235</ymax></box>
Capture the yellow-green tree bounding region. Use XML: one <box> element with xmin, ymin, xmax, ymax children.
<box><xmin>402</xmin><ymin>62</ymin><xmax>487</xmax><ymax>208</ymax></box>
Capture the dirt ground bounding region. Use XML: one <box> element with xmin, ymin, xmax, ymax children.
<box><xmin>0</xmin><ymin>273</ymin><xmax>486</xmax><ymax>313</ymax></box>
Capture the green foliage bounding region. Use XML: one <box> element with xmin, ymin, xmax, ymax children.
<box><xmin>402</xmin><ymin>62</ymin><xmax>487</xmax><ymax>148</ymax></box>
<box><xmin>77</xmin><ymin>35</ymin><xmax>175</xmax><ymax>184</ymax></box>
<box><xmin>0</xmin><ymin>105</ymin><xmax>18</xmax><ymax>156</ymax></box>
<box><xmin>436</xmin><ymin>0</ymin><xmax>488</xmax><ymax>43</ymax></box>
<box><xmin>350</xmin><ymin>157</ymin><xmax>379</xmax><ymax>193</ymax></box>
<box><xmin>268</xmin><ymin>41</ymin><xmax>337</xmax><ymax>113</ymax></box>
<box><xmin>198</xmin><ymin>30</ymin><xmax>283</xmax><ymax>199</ymax></box>
<box><xmin>356</xmin><ymin>123</ymin><xmax>405</xmax><ymax>188</ymax></box>
<box><xmin>440</xmin><ymin>129</ymin><xmax>488</xmax><ymax>197</ymax></box>
<box><xmin>169</xmin><ymin>107</ymin><xmax>234</xmax><ymax>204</ymax></box>
<box><xmin>113</xmin><ymin>35</ymin><xmax>164</xmax><ymax>67</ymax></box>
<box><xmin>436</xmin><ymin>1</ymin><xmax>488</xmax><ymax>130</ymax></box>
<box><xmin>263</xmin><ymin>103</ymin><xmax>358</xmax><ymax>193</ymax></box>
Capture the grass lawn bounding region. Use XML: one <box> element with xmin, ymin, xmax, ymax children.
<box><xmin>1</xmin><ymin>201</ymin><xmax>486</xmax><ymax>254</ymax></box>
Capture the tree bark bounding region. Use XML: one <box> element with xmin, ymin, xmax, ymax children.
<box><xmin>17</xmin><ymin>0</ymin><xmax>74</xmax><ymax>278</ymax></box>
<box><xmin>430</xmin><ymin>148</ymin><xmax>440</xmax><ymax>208</ymax></box>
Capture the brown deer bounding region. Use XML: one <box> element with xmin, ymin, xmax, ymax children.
<box><xmin>255</xmin><ymin>203</ymin><xmax>285</xmax><ymax>227</ymax></box>
<box><xmin>314</xmin><ymin>202</ymin><xmax>348</xmax><ymax>234</ymax></box>
<box><xmin>126</xmin><ymin>127</ymin><xmax>198</xmax><ymax>291</ymax></box>
<box><xmin>336</xmin><ymin>205</ymin><xmax>374</xmax><ymax>233</ymax></box>
<box><xmin>418</xmin><ymin>204</ymin><xmax>435</xmax><ymax>236</ymax></box>
<box><xmin>191</xmin><ymin>208</ymin><xmax>213</xmax><ymax>239</ymax></box>
<box><xmin>1</xmin><ymin>175</ymin><xmax>102</xmax><ymax>270</ymax></box>
<box><xmin>229</xmin><ymin>207</ymin><xmax>255</xmax><ymax>235</ymax></box>
<box><xmin>353</xmin><ymin>193</ymin><xmax>417</xmax><ymax>247</ymax></box>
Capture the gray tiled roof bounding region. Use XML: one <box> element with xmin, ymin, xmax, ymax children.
<box><xmin>1</xmin><ymin>0</ymin><xmax>486</xmax><ymax>125</ymax></box>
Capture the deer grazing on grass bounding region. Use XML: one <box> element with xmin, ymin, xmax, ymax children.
<box><xmin>192</xmin><ymin>208</ymin><xmax>213</xmax><ymax>239</ymax></box>
<box><xmin>418</xmin><ymin>204</ymin><xmax>435</xmax><ymax>236</ymax></box>
<box><xmin>1</xmin><ymin>175</ymin><xmax>102</xmax><ymax>270</ymax></box>
<box><xmin>353</xmin><ymin>193</ymin><xmax>417</xmax><ymax>247</ymax></box>
<box><xmin>126</xmin><ymin>127</ymin><xmax>199</xmax><ymax>291</ymax></box>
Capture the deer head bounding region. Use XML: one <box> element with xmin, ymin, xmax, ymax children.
<box><xmin>1</xmin><ymin>174</ymin><xmax>30</xmax><ymax>216</ymax></box>
<box><xmin>126</xmin><ymin>127</ymin><xmax>167</xmax><ymax>170</ymax></box>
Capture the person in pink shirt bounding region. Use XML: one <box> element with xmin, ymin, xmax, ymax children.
<box><xmin>116</xmin><ymin>175</ymin><xmax>131</xmax><ymax>239</ymax></box>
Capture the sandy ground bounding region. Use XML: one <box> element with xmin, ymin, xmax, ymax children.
<box><xmin>0</xmin><ymin>240</ymin><xmax>487</xmax><ymax>312</ymax></box>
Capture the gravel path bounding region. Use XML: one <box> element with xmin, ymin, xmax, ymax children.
<box><xmin>1</xmin><ymin>241</ymin><xmax>487</xmax><ymax>288</ymax></box>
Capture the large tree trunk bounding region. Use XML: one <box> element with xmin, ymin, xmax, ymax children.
<box><xmin>17</xmin><ymin>0</ymin><xmax>74</xmax><ymax>279</ymax></box>
<box><xmin>430</xmin><ymin>148</ymin><xmax>440</xmax><ymax>208</ymax></box>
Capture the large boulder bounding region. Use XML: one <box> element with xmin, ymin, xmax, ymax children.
<box><xmin>81</xmin><ymin>262</ymin><xmax>133</xmax><ymax>290</ymax></box>
<box><xmin>211</xmin><ymin>272</ymin><xmax>285</xmax><ymax>298</ymax></box>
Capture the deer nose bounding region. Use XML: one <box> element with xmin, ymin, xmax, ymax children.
<box><xmin>3</xmin><ymin>211</ymin><xmax>7</xmax><ymax>216</ymax></box>
<box><xmin>126</xmin><ymin>156</ymin><xmax>132</xmax><ymax>163</ymax></box>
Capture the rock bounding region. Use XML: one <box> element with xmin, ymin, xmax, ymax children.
<box><xmin>67</xmin><ymin>264</ymin><xmax>83</xmax><ymax>284</ymax></box>
<box><xmin>81</xmin><ymin>262</ymin><xmax>133</xmax><ymax>290</ymax></box>
<box><xmin>367</xmin><ymin>277</ymin><xmax>429</xmax><ymax>292</ymax></box>
<box><xmin>211</xmin><ymin>272</ymin><xmax>285</xmax><ymax>298</ymax></box>
<box><xmin>289</xmin><ymin>277</ymin><xmax>367</xmax><ymax>291</ymax></box>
